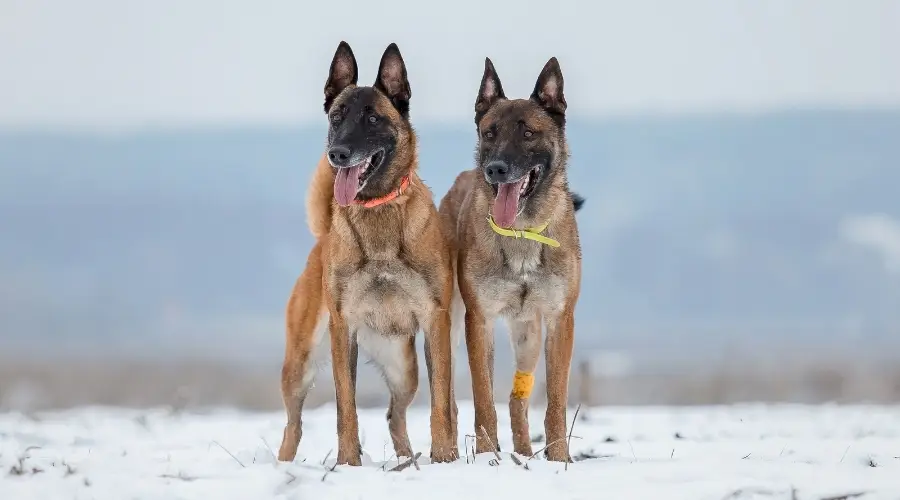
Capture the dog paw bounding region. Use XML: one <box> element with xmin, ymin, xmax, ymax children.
<box><xmin>513</xmin><ymin>444</ymin><xmax>533</xmax><ymax>457</ymax></box>
<box><xmin>336</xmin><ymin>450</ymin><xmax>362</xmax><ymax>466</ymax></box>
<box><xmin>544</xmin><ymin>447</ymin><xmax>572</xmax><ymax>463</ymax></box>
<box><xmin>430</xmin><ymin>445</ymin><xmax>459</xmax><ymax>463</ymax></box>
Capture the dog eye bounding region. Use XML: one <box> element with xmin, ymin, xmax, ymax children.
<box><xmin>368</xmin><ymin>115</ymin><xmax>378</xmax><ymax>124</ymax></box>
<box><xmin>524</xmin><ymin>130</ymin><xmax>534</xmax><ymax>138</ymax></box>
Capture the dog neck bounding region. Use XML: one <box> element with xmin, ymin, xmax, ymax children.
<box><xmin>354</xmin><ymin>174</ymin><xmax>411</xmax><ymax>208</ymax></box>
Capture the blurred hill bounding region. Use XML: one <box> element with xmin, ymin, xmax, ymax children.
<box><xmin>1</xmin><ymin>110</ymin><xmax>899</xmax><ymax>369</ymax></box>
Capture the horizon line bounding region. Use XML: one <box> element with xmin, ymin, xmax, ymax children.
<box><xmin>2</xmin><ymin>105</ymin><xmax>899</xmax><ymax>137</ymax></box>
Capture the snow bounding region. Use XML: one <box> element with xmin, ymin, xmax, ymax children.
<box><xmin>2</xmin><ymin>403</ymin><xmax>899</xmax><ymax>499</ymax></box>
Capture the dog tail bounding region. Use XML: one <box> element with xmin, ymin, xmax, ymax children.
<box><xmin>306</xmin><ymin>154</ymin><xmax>334</xmax><ymax>240</ymax></box>
<box><xmin>571</xmin><ymin>191</ymin><xmax>586</xmax><ymax>212</ymax></box>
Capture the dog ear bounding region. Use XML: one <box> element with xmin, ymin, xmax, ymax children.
<box><xmin>324</xmin><ymin>41</ymin><xmax>358</xmax><ymax>113</ymax></box>
<box><xmin>475</xmin><ymin>57</ymin><xmax>505</xmax><ymax>126</ymax></box>
<box><xmin>530</xmin><ymin>57</ymin><xmax>567</xmax><ymax>122</ymax></box>
<box><xmin>374</xmin><ymin>43</ymin><xmax>411</xmax><ymax>117</ymax></box>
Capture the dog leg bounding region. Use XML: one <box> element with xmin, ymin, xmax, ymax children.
<box><xmin>278</xmin><ymin>242</ymin><xmax>328</xmax><ymax>462</ymax></box>
<box><xmin>424</xmin><ymin>335</ymin><xmax>460</xmax><ymax>460</ymax></box>
<box><xmin>465</xmin><ymin>307</ymin><xmax>498</xmax><ymax>454</ymax></box>
<box><xmin>447</xmin><ymin>353</ymin><xmax>459</xmax><ymax>453</ymax></box>
<box><xmin>507</xmin><ymin>314</ymin><xmax>542</xmax><ymax>456</ymax></box>
<box><xmin>543</xmin><ymin>303</ymin><xmax>575</xmax><ymax>463</ymax></box>
<box><xmin>448</xmin><ymin>279</ymin><xmax>465</xmax><ymax>449</ymax></box>
<box><xmin>330</xmin><ymin>314</ymin><xmax>362</xmax><ymax>466</ymax></box>
<box><xmin>425</xmin><ymin>307</ymin><xmax>459</xmax><ymax>463</ymax></box>
<box><xmin>376</xmin><ymin>334</ymin><xmax>418</xmax><ymax>458</ymax></box>
<box><xmin>350</xmin><ymin>331</ymin><xmax>359</xmax><ymax>397</ymax></box>
<box><xmin>277</xmin><ymin>311</ymin><xmax>327</xmax><ymax>461</ymax></box>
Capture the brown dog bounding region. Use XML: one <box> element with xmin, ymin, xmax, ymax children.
<box><xmin>277</xmin><ymin>41</ymin><xmax>458</xmax><ymax>466</ymax></box>
<box><xmin>439</xmin><ymin>56</ymin><xmax>584</xmax><ymax>462</ymax></box>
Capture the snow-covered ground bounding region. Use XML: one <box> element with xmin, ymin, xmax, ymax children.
<box><xmin>2</xmin><ymin>403</ymin><xmax>899</xmax><ymax>499</ymax></box>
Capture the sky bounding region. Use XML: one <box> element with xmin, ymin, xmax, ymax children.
<box><xmin>1</xmin><ymin>0</ymin><xmax>899</xmax><ymax>130</ymax></box>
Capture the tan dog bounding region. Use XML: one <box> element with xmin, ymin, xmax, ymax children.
<box><xmin>277</xmin><ymin>41</ymin><xmax>458</xmax><ymax>466</ymax></box>
<box><xmin>439</xmin><ymin>56</ymin><xmax>584</xmax><ymax>462</ymax></box>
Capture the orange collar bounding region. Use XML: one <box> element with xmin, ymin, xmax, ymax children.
<box><xmin>354</xmin><ymin>175</ymin><xmax>411</xmax><ymax>208</ymax></box>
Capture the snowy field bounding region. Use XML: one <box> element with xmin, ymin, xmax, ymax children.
<box><xmin>2</xmin><ymin>403</ymin><xmax>899</xmax><ymax>499</ymax></box>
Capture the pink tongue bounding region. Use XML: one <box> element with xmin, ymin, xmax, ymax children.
<box><xmin>333</xmin><ymin>166</ymin><xmax>362</xmax><ymax>206</ymax></box>
<box><xmin>492</xmin><ymin>180</ymin><xmax>525</xmax><ymax>228</ymax></box>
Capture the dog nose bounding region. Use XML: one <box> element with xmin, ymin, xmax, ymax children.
<box><xmin>484</xmin><ymin>160</ymin><xmax>511</xmax><ymax>183</ymax></box>
<box><xmin>328</xmin><ymin>145</ymin><xmax>353</xmax><ymax>166</ymax></box>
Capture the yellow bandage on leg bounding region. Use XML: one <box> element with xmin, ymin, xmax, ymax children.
<box><xmin>511</xmin><ymin>370</ymin><xmax>535</xmax><ymax>400</ymax></box>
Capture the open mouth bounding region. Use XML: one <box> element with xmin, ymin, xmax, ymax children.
<box><xmin>357</xmin><ymin>149</ymin><xmax>385</xmax><ymax>188</ymax></box>
<box><xmin>333</xmin><ymin>149</ymin><xmax>385</xmax><ymax>206</ymax></box>
<box><xmin>491</xmin><ymin>165</ymin><xmax>541</xmax><ymax>228</ymax></box>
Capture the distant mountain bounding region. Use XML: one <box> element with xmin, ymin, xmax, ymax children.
<box><xmin>2</xmin><ymin>110</ymin><xmax>899</xmax><ymax>365</ymax></box>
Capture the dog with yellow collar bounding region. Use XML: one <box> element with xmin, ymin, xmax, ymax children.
<box><xmin>438</xmin><ymin>56</ymin><xmax>584</xmax><ymax>463</ymax></box>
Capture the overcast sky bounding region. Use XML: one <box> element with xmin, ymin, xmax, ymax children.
<box><xmin>1</xmin><ymin>0</ymin><xmax>898</xmax><ymax>130</ymax></box>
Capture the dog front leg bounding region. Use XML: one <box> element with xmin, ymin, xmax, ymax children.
<box><xmin>543</xmin><ymin>302</ymin><xmax>575</xmax><ymax>463</ymax></box>
<box><xmin>426</xmin><ymin>307</ymin><xmax>459</xmax><ymax>463</ymax></box>
<box><xmin>508</xmin><ymin>314</ymin><xmax>542</xmax><ymax>456</ymax></box>
<box><xmin>329</xmin><ymin>313</ymin><xmax>362</xmax><ymax>466</ymax></box>
<box><xmin>464</xmin><ymin>305</ymin><xmax>498</xmax><ymax>454</ymax></box>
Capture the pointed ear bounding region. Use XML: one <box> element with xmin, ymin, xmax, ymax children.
<box><xmin>374</xmin><ymin>43</ymin><xmax>411</xmax><ymax>116</ymax></box>
<box><xmin>475</xmin><ymin>57</ymin><xmax>505</xmax><ymax>126</ymax></box>
<box><xmin>530</xmin><ymin>57</ymin><xmax>566</xmax><ymax>120</ymax></box>
<box><xmin>324</xmin><ymin>41</ymin><xmax>358</xmax><ymax>113</ymax></box>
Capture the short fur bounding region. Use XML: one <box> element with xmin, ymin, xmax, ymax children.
<box><xmin>278</xmin><ymin>41</ymin><xmax>459</xmax><ymax>466</ymax></box>
<box><xmin>438</xmin><ymin>56</ymin><xmax>583</xmax><ymax>462</ymax></box>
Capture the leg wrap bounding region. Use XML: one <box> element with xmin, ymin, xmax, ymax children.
<box><xmin>511</xmin><ymin>370</ymin><xmax>535</xmax><ymax>400</ymax></box>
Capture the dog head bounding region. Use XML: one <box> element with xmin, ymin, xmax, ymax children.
<box><xmin>473</xmin><ymin>57</ymin><xmax>570</xmax><ymax>228</ymax></box>
<box><xmin>323</xmin><ymin>41</ymin><xmax>415</xmax><ymax>207</ymax></box>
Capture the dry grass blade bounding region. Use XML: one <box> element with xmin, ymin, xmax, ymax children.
<box><xmin>319</xmin><ymin>449</ymin><xmax>339</xmax><ymax>481</ymax></box>
<box><xmin>819</xmin><ymin>493</ymin><xmax>868</xmax><ymax>500</ymax></box>
<box><xmin>509</xmin><ymin>453</ymin><xmax>529</xmax><ymax>471</ymax></box>
<box><xmin>380</xmin><ymin>453</ymin><xmax>397</xmax><ymax>471</ymax></box>
<box><xmin>528</xmin><ymin>436</ymin><xmax>583</xmax><ymax>461</ymax></box>
<box><xmin>321</xmin><ymin>460</ymin><xmax>339</xmax><ymax>482</ymax></box>
<box><xmin>8</xmin><ymin>446</ymin><xmax>43</xmax><ymax>476</ymax></box>
<box><xmin>465</xmin><ymin>434</ymin><xmax>477</xmax><ymax>464</ymax></box>
<box><xmin>260</xmin><ymin>437</ymin><xmax>276</xmax><ymax>461</ymax></box>
<box><xmin>211</xmin><ymin>441</ymin><xmax>245</xmax><ymax>468</ymax></box>
<box><xmin>720</xmin><ymin>487</ymin><xmax>777</xmax><ymax>499</ymax></box>
<box><xmin>479</xmin><ymin>426</ymin><xmax>504</xmax><ymax>463</ymax></box>
<box><xmin>565</xmin><ymin>403</ymin><xmax>582</xmax><ymax>471</ymax></box>
<box><xmin>388</xmin><ymin>452</ymin><xmax>422</xmax><ymax>472</ymax></box>
<box><xmin>159</xmin><ymin>471</ymin><xmax>196</xmax><ymax>482</ymax></box>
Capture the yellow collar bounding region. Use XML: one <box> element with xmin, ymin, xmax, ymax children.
<box><xmin>487</xmin><ymin>216</ymin><xmax>560</xmax><ymax>248</ymax></box>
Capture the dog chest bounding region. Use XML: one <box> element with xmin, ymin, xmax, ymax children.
<box><xmin>333</xmin><ymin>259</ymin><xmax>437</xmax><ymax>336</ymax></box>
<box><xmin>474</xmin><ymin>262</ymin><xmax>567</xmax><ymax>320</ymax></box>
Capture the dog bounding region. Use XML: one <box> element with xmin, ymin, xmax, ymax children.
<box><xmin>438</xmin><ymin>56</ymin><xmax>584</xmax><ymax>462</ymax></box>
<box><xmin>277</xmin><ymin>41</ymin><xmax>459</xmax><ymax>466</ymax></box>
